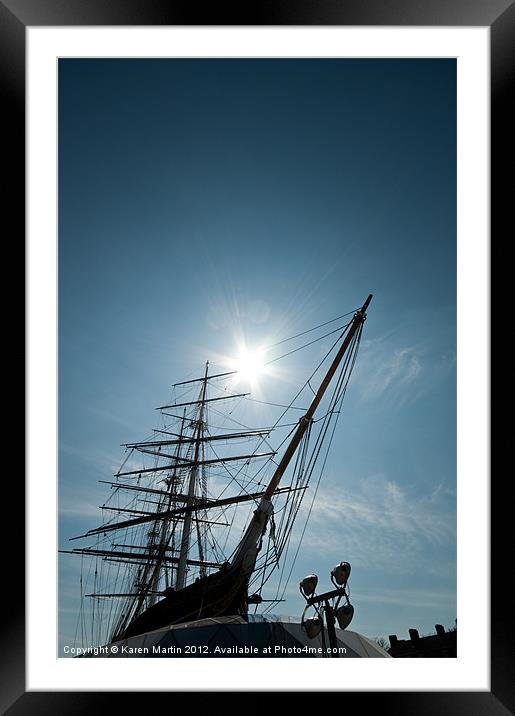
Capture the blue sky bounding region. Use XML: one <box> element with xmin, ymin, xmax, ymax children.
<box><xmin>58</xmin><ymin>58</ymin><xmax>456</xmax><ymax>652</ymax></box>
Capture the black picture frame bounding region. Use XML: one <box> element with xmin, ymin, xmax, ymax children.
<box><xmin>9</xmin><ymin>1</ymin><xmax>507</xmax><ymax>712</ymax></box>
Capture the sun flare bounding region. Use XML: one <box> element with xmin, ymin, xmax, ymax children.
<box><xmin>233</xmin><ymin>347</ymin><xmax>266</xmax><ymax>384</ymax></box>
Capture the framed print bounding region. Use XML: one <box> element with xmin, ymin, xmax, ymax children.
<box><xmin>7</xmin><ymin>0</ymin><xmax>508</xmax><ymax>711</ymax></box>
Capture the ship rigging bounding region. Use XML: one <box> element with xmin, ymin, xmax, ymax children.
<box><xmin>61</xmin><ymin>295</ymin><xmax>372</xmax><ymax>648</ymax></box>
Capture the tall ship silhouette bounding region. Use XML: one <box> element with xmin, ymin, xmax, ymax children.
<box><xmin>61</xmin><ymin>295</ymin><xmax>390</xmax><ymax>658</ymax></box>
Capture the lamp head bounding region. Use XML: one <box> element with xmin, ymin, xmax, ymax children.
<box><xmin>299</xmin><ymin>574</ymin><xmax>318</xmax><ymax>597</ymax></box>
<box><xmin>303</xmin><ymin>615</ymin><xmax>323</xmax><ymax>639</ymax></box>
<box><xmin>336</xmin><ymin>604</ymin><xmax>354</xmax><ymax>630</ymax></box>
<box><xmin>331</xmin><ymin>561</ymin><xmax>351</xmax><ymax>585</ymax></box>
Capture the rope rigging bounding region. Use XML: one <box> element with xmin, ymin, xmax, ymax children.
<box><xmin>254</xmin><ymin>321</ymin><xmax>364</xmax><ymax>609</ymax></box>
<box><xmin>71</xmin><ymin>303</ymin><xmax>368</xmax><ymax>647</ymax></box>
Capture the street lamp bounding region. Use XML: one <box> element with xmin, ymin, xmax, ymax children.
<box><xmin>299</xmin><ymin>561</ymin><xmax>354</xmax><ymax>657</ymax></box>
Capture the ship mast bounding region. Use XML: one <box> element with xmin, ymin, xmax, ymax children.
<box><xmin>145</xmin><ymin>408</ymin><xmax>187</xmax><ymax>606</ymax></box>
<box><xmin>230</xmin><ymin>294</ymin><xmax>373</xmax><ymax>575</ymax></box>
<box><xmin>63</xmin><ymin>295</ymin><xmax>373</xmax><ymax>644</ymax></box>
<box><xmin>175</xmin><ymin>361</ymin><xmax>209</xmax><ymax>589</ymax></box>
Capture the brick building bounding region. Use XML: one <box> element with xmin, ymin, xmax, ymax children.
<box><xmin>388</xmin><ymin>624</ymin><xmax>457</xmax><ymax>657</ymax></box>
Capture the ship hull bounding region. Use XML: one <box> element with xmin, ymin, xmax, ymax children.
<box><xmin>115</xmin><ymin>564</ymin><xmax>249</xmax><ymax>641</ymax></box>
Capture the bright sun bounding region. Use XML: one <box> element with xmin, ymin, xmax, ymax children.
<box><xmin>233</xmin><ymin>348</ymin><xmax>266</xmax><ymax>383</ymax></box>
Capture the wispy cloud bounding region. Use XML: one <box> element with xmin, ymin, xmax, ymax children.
<box><xmin>359</xmin><ymin>344</ymin><xmax>422</xmax><ymax>402</ymax></box>
<box><xmin>60</xmin><ymin>441</ymin><xmax>124</xmax><ymax>476</ymax></box>
<box><xmin>59</xmin><ymin>498</ymin><xmax>101</xmax><ymax>518</ymax></box>
<box><xmin>353</xmin><ymin>320</ymin><xmax>455</xmax><ymax>410</ymax></box>
<box><xmin>357</xmin><ymin>586</ymin><xmax>455</xmax><ymax>610</ymax></box>
<box><xmin>293</xmin><ymin>474</ymin><xmax>455</xmax><ymax>575</ymax></box>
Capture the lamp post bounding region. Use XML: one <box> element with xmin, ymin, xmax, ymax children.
<box><xmin>300</xmin><ymin>562</ymin><xmax>354</xmax><ymax>658</ymax></box>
